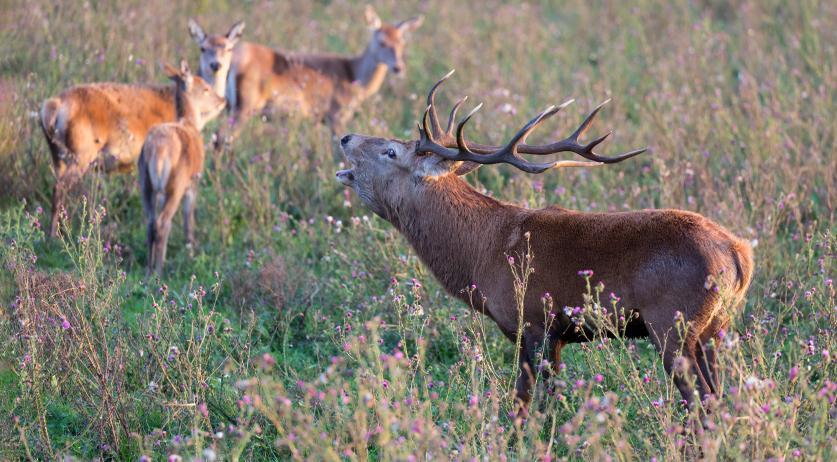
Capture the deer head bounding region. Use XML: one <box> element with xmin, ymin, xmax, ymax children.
<box><xmin>162</xmin><ymin>60</ymin><xmax>227</xmax><ymax>131</ymax></box>
<box><xmin>188</xmin><ymin>19</ymin><xmax>245</xmax><ymax>94</ymax></box>
<box><xmin>337</xmin><ymin>70</ymin><xmax>646</xmax><ymax>217</ymax></box>
<box><xmin>363</xmin><ymin>5</ymin><xmax>423</xmax><ymax>76</ymax></box>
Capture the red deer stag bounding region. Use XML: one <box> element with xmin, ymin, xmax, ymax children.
<box><xmin>336</xmin><ymin>71</ymin><xmax>754</xmax><ymax>413</ymax></box>
<box><xmin>138</xmin><ymin>61</ymin><xmax>226</xmax><ymax>276</ymax></box>
<box><xmin>224</xmin><ymin>5</ymin><xmax>423</xmax><ymax>137</ymax></box>
<box><xmin>39</xmin><ymin>20</ymin><xmax>243</xmax><ymax>237</ymax></box>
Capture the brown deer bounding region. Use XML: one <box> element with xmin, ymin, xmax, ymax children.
<box><xmin>224</xmin><ymin>5</ymin><xmax>423</xmax><ymax>137</ymax></box>
<box><xmin>39</xmin><ymin>20</ymin><xmax>243</xmax><ymax>237</ymax></box>
<box><xmin>336</xmin><ymin>72</ymin><xmax>754</xmax><ymax>414</ymax></box>
<box><xmin>138</xmin><ymin>61</ymin><xmax>226</xmax><ymax>276</ymax></box>
<box><xmin>189</xmin><ymin>19</ymin><xmax>246</xmax><ymax>100</ymax></box>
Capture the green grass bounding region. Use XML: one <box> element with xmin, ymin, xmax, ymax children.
<box><xmin>0</xmin><ymin>0</ymin><xmax>835</xmax><ymax>460</ymax></box>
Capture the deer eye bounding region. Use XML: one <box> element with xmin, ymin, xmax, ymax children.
<box><xmin>200</xmin><ymin>47</ymin><xmax>207</xmax><ymax>53</ymax></box>
<box><xmin>382</xmin><ymin>148</ymin><xmax>396</xmax><ymax>159</ymax></box>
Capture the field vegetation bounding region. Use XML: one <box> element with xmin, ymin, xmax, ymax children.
<box><xmin>0</xmin><ymin>0</ymin><xmax>834</xmax><ymax>460</ymax></box>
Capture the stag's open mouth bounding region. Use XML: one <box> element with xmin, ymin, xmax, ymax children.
<box><xmin>335</xmin><ymin>168</ymin><xmax>355</xmax><ymax>186</ymax></box>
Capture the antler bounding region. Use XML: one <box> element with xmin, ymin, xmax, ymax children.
<box><xmin>417</xmin><ymin>70</ymin><xmax>647</xmax><ymax>174</ymax></box>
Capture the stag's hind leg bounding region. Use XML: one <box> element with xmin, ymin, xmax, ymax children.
<box><xmin>696</xmin><ymin>316</ymin><xmax>729</xmax><ymax>397</ymax></box>
<box><xmin>646</xmin><ymin>318</ymin><xmax>712</xmax><ymax>410</ymax></box>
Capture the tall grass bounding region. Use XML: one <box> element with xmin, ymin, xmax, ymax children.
<box><xmin>0</xmin><ymin>0</ymin><xmax>835</xmax><ymax>460</ymax></box>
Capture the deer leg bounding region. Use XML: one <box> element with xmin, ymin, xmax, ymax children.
<box><xmin>49</xmin><ymin>164</ymin><xmax>83</xmax><ymax>237</ymax></box>
<box><xmin>146</xmin><ymin>218</ymin><xmax>157</xmax><ymax>276</ymax></box>
<box><xmin>182</xmin><ymin>184</ymin><xmax>198</xmax><ymax>257</ymax></box>
<box><xmin>50</xmin><ymin>176</ymin><xmax>65</xmax><ymax>238</ymax></box>
<box><xmin>685</xmin><ymin>339</ymin><xmax>712</xmax><ymax>405</ymax></box>
<box><xmin>697</xmin><ymin>317</ymin><xmax>728</xmax><ymax>397</ymax></box>
<box><xmin>514</xmin><ymin>332</ymin><xmax>547</xmax><ymax>420</ymax></box>
<box><xmin>152</xmin><ymin>186</ymin><xmax>186</xmax><ymax>277</ymax></box>
<box><xmin>647</xmin><ymin>321</ymin><xmax>710</xmax><ymax>411</ymax></box>
<box><xmin>139</xmin><ymin>167</ymin><xmax>156</xmax><ymax>276</ymax></box>
<box><xmin>550</xmin><ymin>339</ymin><xmax>566</xmax><ymax>374</ymax></box>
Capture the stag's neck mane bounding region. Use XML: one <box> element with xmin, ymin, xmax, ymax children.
<box><xmin>385</xmin><ymin>174</ymin><xmax>518</xmax><ymax>295</ymax></box>
<box><xmin>350</xmin><ymin>46</ymin><xmax>388</xmax><ymax>98</ymax></box>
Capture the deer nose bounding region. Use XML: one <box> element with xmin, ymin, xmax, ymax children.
<box><xmin>210</xmin><ymin>62</ymin><xmax>220</xmax><ymax>72</ymax></box>
<box><xmin>340</xmin><ymin>135</ymin><xmax>352</xmax><ymax>146</ymax></box>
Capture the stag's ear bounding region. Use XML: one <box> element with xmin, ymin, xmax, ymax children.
<box><xmin>365</xmin><ymin>5</ymin><xmax>382</xmax><ymax>30</ymax></box>
<box><xmin>397</xmin><ymin>15</ymin><xmax>424</xmax><ymax>34</ymax></box>
<box><xmin>453</xmin><ymin>161</ymin><xmax>482</xmax><ymax>176</ymax></box>
<box><xmin>188</xmin><ymin>18</ymin><xmax>206</xmax><ymax>43</ymax></box>
<box><xmin>227</xmin><ymin>21</ymin><xmax>245</xmax><ymax>44</ymax></box>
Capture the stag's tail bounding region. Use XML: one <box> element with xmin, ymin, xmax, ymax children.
<box><xmin>730</xmin><ymin>238</ymin><xmax>754</xmax><ymax>299</ymax></box>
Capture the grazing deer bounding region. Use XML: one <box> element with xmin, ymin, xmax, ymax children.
<box><xmin>336</xmin><ymin>72</ymin><xmax>754</xmax><ymax>413</ymax></box>
<box><xmin>138</xmin><ymin>61</ymin><xmax>226</xmax><ymax>276</ymax></box>
<box><xmin>39</xmin><ymin>20</ymin><xmax>243</xmax><ymax>237</ymax></box>
<box><xmin>224</xmin><ymin>5</ymin><xmax>423</xmax><ymax>137</ymax></box>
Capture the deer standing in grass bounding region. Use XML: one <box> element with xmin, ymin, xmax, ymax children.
<box><xmin>336</xmin><ymin>72</ymin><xmax>754</xmax><ymax>414</ymax></box>
<box><xmin>39</xmin><ymin>19</ymin><xmax>244</xmax><ymax>237</ymax></box>
<box><xmin>222</xmin><ymin>6</ymin><xmax>422</xmax><ymax>137</ymax></box>
<box><xmin>138</xmin><ymin>61</ymin><xmax>226</xmax><ymax>276</ymax></box>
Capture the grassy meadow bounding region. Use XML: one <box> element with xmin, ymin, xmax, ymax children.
<box><xmin>0</xmin><ymin>0</ymin><xmax>835</xmax><ymax>460</ymax></box>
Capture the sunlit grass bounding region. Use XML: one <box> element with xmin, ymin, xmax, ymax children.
<box><xmin>0</xmin><ymin>0</ymin><xmax>835</xmax><ymax>460</ymax></box>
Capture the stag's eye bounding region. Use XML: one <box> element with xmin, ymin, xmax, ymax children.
<box><xmin>200</xmin><ymin>47</ymin><xmax>207</xmax><ymax>53</ymax></box>
<box><xmin>382</xmin><ymin>148</ymin><xmax>396</xmax><ymax>159</ymax></box>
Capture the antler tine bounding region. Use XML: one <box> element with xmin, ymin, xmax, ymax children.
<box><xmin>426</xmin><ymin>69</ymin><xmax>456</xmax><ymax>137</ymax></box>
<box><xmin>570</xmin><ymin>98</ymin><xmax>609</xmax><ymax>142</ymax></box>
<box><xmin>504</xmin><ymin>105</ymin><xmax>560</xmax><ymax>154</ymax></box>
<box><xmin>420</xmin><ymin>104</ymin><xmax>432</xmax><ymax>136</ymax></box>
<box><xmin>454</xmin><ymin>103</ymin><xmax>483</xmax><ymax>153</ymax></box>
<box><xmin>445</xmin><ymin>96</ymin><xmax>468</xmax><ymax>137</ymax></box>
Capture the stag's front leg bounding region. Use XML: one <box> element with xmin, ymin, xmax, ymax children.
<box><xmin>513</xmin><ymin>332</ymin><xmax>548</xmax><ymax>420</ymax></box>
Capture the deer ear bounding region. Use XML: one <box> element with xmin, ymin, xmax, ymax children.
<box><xmin>227</xmin><ymin>21</ymin><xmax>245</xmax><ymax>44</ymax></box>
<box><xmin>188</xmin><ymin>18</ymin><xmax>206</xmax><ymax>43</ymax></box>
<box><xmin>453</xmin><ymin>161</ymin><xmax>482</xmax><ymax>176</ymax></box>
<box><xmin>397</xmin><ymin>15</ymin><xmax>424</xmax><ymax>34</ymax></box>
<box><xmin>365</xmin><ymin>5</ymin><xmax>382</xmax><ymax>30</ymax></box>
<box><xmin>179</xmin><ymin>60</ymin><xmax>194</xmax><ymax>87</ymax></box>
<box><xmin>162</xmin><ymin>62</ymin><xmax>180</xmax><ymax>80</ymax></box>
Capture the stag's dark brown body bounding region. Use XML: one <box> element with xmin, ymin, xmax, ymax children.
<box><xmin>337</xmin><ymin>72</ymin><xmax>754</xmax><ymax>411</ymax></box>
<box><xmin>388</xmin><ymin>172</ymin><xmax>753</xmax><ymax>406</ymax></box>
